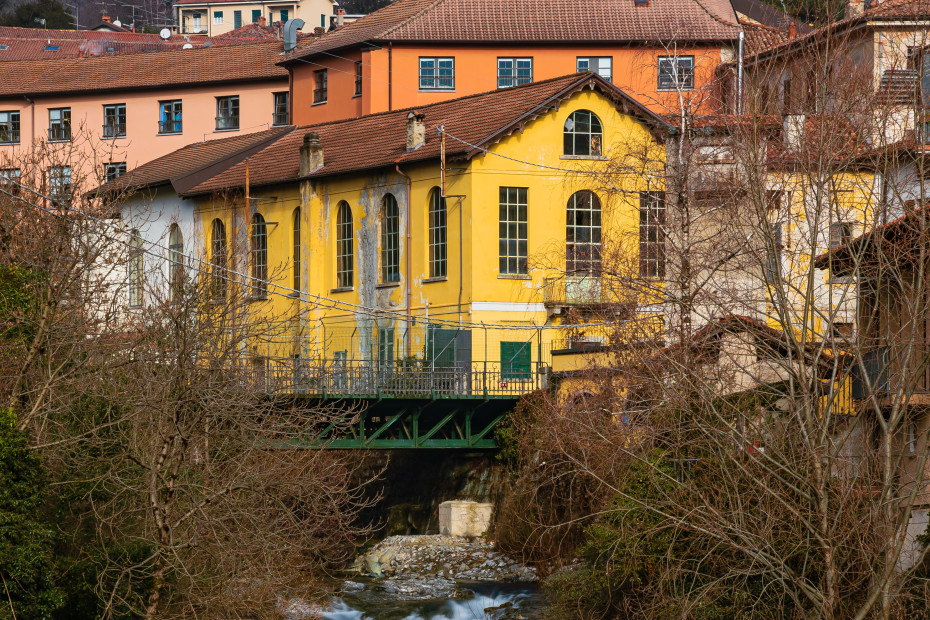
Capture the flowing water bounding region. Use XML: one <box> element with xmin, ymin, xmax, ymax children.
<box><xmin>318</xmin><ymin>582</ymin><xmax>543</xmax><ymax>620</ymax></box>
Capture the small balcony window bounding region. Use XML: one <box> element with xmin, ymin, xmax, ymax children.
<box><xmin>48</xmin><ymin>107</ymin><xmax>71</xmax><ymax>141</ymax></box>
<box><xmin>158</xmin><ymin>100</ymin><xmax>182</xmax><ymax>134</ymax></box>
<box><xmin>272</xmin><ymin>92</ymin><xmax>289</xmax><ymax>126</ymax></box>
<box><xmin>314</xmin><ymin>70</ymin><xmax>328</xmax><ymax>104</ymax></box>
<box><xmin>0</xmin><ymin>111</ymin><xmax>20</xmax><ymax>144</ymax></box>
<box><xmin>103</xmin><ymin>103</ymin><xmax>126</xmax><ymax>138</ymax></box>
<box><xmin>216</xmin><ymin>96</ymin><xmax>239</xmax><ymax>130</ymax></box>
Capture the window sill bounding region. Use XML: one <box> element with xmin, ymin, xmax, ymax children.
<box><xmin>423</xmin><ymin>276</ymin><xmax>448</xmax><ymax>283</ymax></box>
<box><xmin>331</xmin><ymin>286</ymin><xmax>353</xmax><ymax>293</ymax></box>
<box><xmin>157</xmin><ymin>132</ymin><xmax>182</xmax><ymax>136</ymax></box>
<box><xmin>498</xmin><ymin>274</ymin><xmax>531</xmax><ymax>280</ymax></box>
<box><xmin>657</xmin><ymin>87</ymin><xmax>694</xmax><ymax>92</ymax></box>
<box><xmin>214</xmin><ymin>128</ymin><xmax>240</xmax><ymax>133</ymax></box>
<box><xmin>0</xmin><ymin>142</ymin><xmax>19</xmax><ymax>146</ymax></box>
<box><xmin>352</xmin><ymin>93</ymin><xmax>362</xmax><ymax>98</ymax></box>
<box><xmin>419</xmin><ymin>89</ymin><xmax>455</xmax><ymax>93</ymax></box>
<box><xmin>287</xmin><ymin>292</ymin><xmax>300</xmax><ymax>298</ymax></box>
<box><xmin>247</xmin><ymin>295</ymin><xmax>268</xmax><ymax>302</ymax></box>
<box><xmin>560</xmin><ymin>155</ymin><xmax>608</xmax><ymax>161</ymax></box>
<box><xmin>312</xmin><ymin>100</ymin><xmax>328</xmax><ymax>106</ymax></box>
<box><xmin>47</xmin><ymin>139</ymin><xmax>71</xmax><ymax>143</ymax></box>
<box><xmin>377</xmin><ymin>282</ymin><xmax>401</xmax><ymax>289</ymax></box>
<box><xmin>101</xmin><ymin>135</ymin><xmax>126</xmax><ymax>140</ymax></box>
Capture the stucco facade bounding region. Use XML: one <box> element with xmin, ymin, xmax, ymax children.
<box><xmin>177</xmin><ymin>0</ymin><xmax>337</xmax><ymax>35</ymax></box>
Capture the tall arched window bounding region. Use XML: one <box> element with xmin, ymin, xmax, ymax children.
<box><xmin>564</xmin><ymin>110</ymin><xmax>603</xmax><ymax>157</ymax></box>
<box><xmin>211</xmin><ymin>218</ymin><xmax>227</xmax><ymax>300</ymax></box>
<box><xmin>292</xmin><ymin>208</ymin><xmax>301</xmax><ymax>291</ymax></box>
<box><xmin>428</xmin><ymin>187</ymin><xmax>447</xmax><ymax>279</ymax></box>
<box><xmin>250</xmin><ymin>213</ymin><xmax>268</xmax><ymax>298</ymax></box>
<box><xmin>381</xmin><ymin>194</ymin><xmax>400</xmax><ymax>283</ymax></box>
<box><xmin>566</xmin><ymin>190</ymin><xmax>602</xmax><ymax>274</ymax></box>
<box><xmin>128</xmin><ymin>229</ymin><xmax>143</xmax><ymax>308</ymax></box>
<box><xmin>336</xmin><ymin>201</ymin><xmax>353</xmax><ymax>289</ymax></box>
<box><xmin>168</xmin><ymin>223</ymin><xmax>184</xmax><ymax>302</ymax></box>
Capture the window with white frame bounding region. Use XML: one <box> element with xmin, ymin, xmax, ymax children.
<box><xmin>103</xmin><ymin>103</ymin><xmax>126</xmax><ymax>138</ymax></box>
<box><xmin>499</xmin><ymin>187</ymin><xmax>528</xmax><ymax>275</ymax></box>
<box><xmin>48</xmin><ymin>166</ymin><xmax>70</xmax><ymax>203</ymax></box>
<box><xmin>336</xmin><ymin>201</ymin><xmax>353</xmax><ymax>288</ymax></box>
<box><xmin>428</xmin><ymin>187</ymin><xmax>447</xmax><ymax>278</ymax></box>
<box><xmin>213</xmin><ymin>11</ymin><xmax>223</xmax><ymax>24</ymax></box>
<box><xmin>0</xmin><ymin>168</ymin><xmax>21</xmax><ymax>194</ymax></box>
<box><xmin>566</xmin><ymin>190</ymin><xmax>602</xmax><ymax>274</ymax></box>
<box><xmin>419</xmin><ymin>57</ymin><xmax>454</xmax><ymax>90</ymax></box>
<box><xmin>497</xmin><ymin>58</ymin><xmax>532</xmax><ymax>88</ymax></box>
<box><xmin>128</xmin><ymin>229</ymin><xmax>143</xmax><ymax>308</ymax></box>
<box><xmin>577</xmin><ymin>57</ymin><xmax>612</xmax><ymax>82</ymax></box>
<box><xmin>0</xmin><ymin>111</ymin><xmax>20</xmax><ymax>144</ymax></box>
<box><xmin>658</xmin><ymin>55</ymin><xmax>695</xmax><ymax>91</ymax></box>
<box><xmin>48</xmin><ymin>108</ymin><xmax>70</xmax><ymax>141</ymax></box>
<box><xmin>381</xmin><ymin>194</ymin><xmax>400</xmax><ymax>283</ymax></box>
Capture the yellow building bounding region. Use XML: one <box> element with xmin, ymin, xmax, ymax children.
<box><xmin>105</xmin><ymin>73</ymin><xmax>668</xmax><ymax>403</ymax></box>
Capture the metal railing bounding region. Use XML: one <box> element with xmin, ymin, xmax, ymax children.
<box><xmin>215</xmin><ymin>115</ymin><xmax>239</xmax><ymax>131</ymax></box>
<box><xmin>48</xmin><ymin>125</ymin><xmax>71</xmax><ymax>141</ymax></box>
<box><xmin>158</xmin><ymin>120</ymin><xmax>182</xmax><ymax>134</ymax></box>
<box><xmin>102</xmin><ymin>123</ymin><xmax>126</xmax><ymax>138</ymax></box>
<box><xmin>241</xmin><ymin>357</ymin><xmax>550</xmax><ymax>398</ymax></box>
<box><xmin>272</xmin><ymin>112</ymin><xmax>289</xmax><ymax>126</ymax></box>
<box><xmin>543</xmin><ymin>274</ymin><xmax>610</xmax><ymax>306</ymax></box>
<box><xmin>0</xmin><ymin>125</ymin><xmax>19</xmax><ymax>144</ymax></box>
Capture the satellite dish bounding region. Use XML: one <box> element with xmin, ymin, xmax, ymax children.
<box><xmin>113</xmin><ymin>19</ymin><xmax>121</xmax><ymax>27</ymax></box>
<box><xmin>160</xmin><ymin>28</ymin><xmax>171</xmax><ymax>39</ymax></box>
<box><xmin>182</xmin><ymin>43</ymin><xmax>193</xmax><ymax>49</ymax></box>
<box><xmin>203</xmin><ymin>40</ymin><xmax>212</xmax><ymax>47</ymax></box>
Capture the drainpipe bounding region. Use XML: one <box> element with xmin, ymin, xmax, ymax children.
<box><xmin>395</xmin><ymin>163</ymin><xmax>412</xmax><ymax>356</ymax></box>
<box><xmin>737</xmin><ymin>31</ymin><xmax>744</xmax><ymax>115</ymax></box>
<box><xmin>388</xmin><ymin>42</ymin><xmax>393</xmax><ymax>111</ymax></box>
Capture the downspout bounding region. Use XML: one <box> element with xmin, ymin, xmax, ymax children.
<box><xmin>23</xmin><ymin>96</ymin><xmax>35</xmax><ymax>145</ymax></box>
<box><xmin>388</xmin><ymin>42</ymin><xmax>393</xmax><ymax>111</ymax></box>
<box><xmin>395</xmin><ymin>163</ymin><xmax>412</xmax><ymax>356</ymax></box>
<box><xmin>737</xmin><ymin>31</ymin><xmax>744</xmax><ymax>115</ymax></box>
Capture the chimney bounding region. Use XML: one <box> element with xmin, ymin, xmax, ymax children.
<box><xmin>299</xmin><ymin>132</ymin><xmax>324</xmax><ymax>175</ymax></box>
<box><xmin>845</xmin><ymin>0</ymin><xmax>866</xmax><ymax>19</ymax></box>
<box><xmin>788</xmin><ymin>22</ymin><xmax>796</xmax><ymax>39</ymax></box>
<box><xmin>102</xmin><ymin>14</ymin><xmax>111</xmax><ymax>23</ymax></box>
<box><xmin>257</xmin><ymin>15</ymin><xmax>267</xmax><ymax>27</ymax></box>
<box><xmin>406</xmin><ymin>111</ymin><xmax>426</xmax><ymax>151</ymax></box>
<box><xmin>336</xmin><ymin>7</ymin><xmax>345</xmax><ymax>27</ymax></box>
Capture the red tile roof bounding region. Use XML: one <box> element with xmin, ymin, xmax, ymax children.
<box><xmin>0</xmin><ymin>40</ymin><xmax>289</xmax><ymax>97</ymax></box>
<box><xmin>740</xmin><ymin>20</ymin><xmax>791</xmax><ymax>54</ymax></box>
<box><xmin>181</xmin><ymin>73</ymin><xmax>671</xmax><ymax>195</ymax></box>
<box><xmin>93</xmin><ymin>127</ymin><xmax>294</xmax><ymax>196</ymax></box>
<box><xmin>282</xmin><ymin>0</ymin><xmax>740</xmax><ymax>63</ymax></box>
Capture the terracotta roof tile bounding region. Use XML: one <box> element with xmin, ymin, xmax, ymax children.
<box><xmin>183</xmin><ymin>73</ymin><xmax>670</xmax><ymax>195</ymax></box>
<box><xmin>0</xmin><ymin>40</ymin><xmax>288</xmax><ymax>97</ymax></box>
<box><xmin>94</xmin><ymin>127</ymin><xmax>294</xmax><ymax>195</ymax></box>
<box><xmin>0</xmin><ymin>25</ymin><xmax>215</xmax><ymax>61</ymax></box>
<box><xmin>740</xmin><ymin>21</ymin><xmax>790</xmax><ymax>54</ymax></box>
<box><xmin>283</xmin><ymin>0</ymin><xmax>739</xmax><ymax>63</ymax></box>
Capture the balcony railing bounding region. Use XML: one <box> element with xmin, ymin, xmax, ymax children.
<box><xmin>240</xmin><ymin>357</ymin><xmax>550</xmax><ymax>398</ymax></box>
<box><xmin>215</xmin><ymin>115</ymin><xmax>239</xmax><ymax>131</ymax></box>
<box><xmin>0</xmin><ymin>125</ymin><xmax>19</xmax><ymax>144</ymax></box>
<box><xmin>159</xmin><ymin>120</ymin><xmax>182</xmax><ymax>134</ymax></box>
<box><xmin>102</xmin><ymin>123</ymin><xmax>126</xmax><ymax>138</ymax></box>
<box><xmin>48</xmin><ymin>125</ymin><xmax>71</xmax><ymax>141</ymax></box>
<box><xmin>272</xmin><ymin>112</ymin><xmax>289</xmax><ymax>126</ymax></box>
<box><xmin>313</xmin><ymin>89</ymin><xmax>327</xmax><ymax>104</ymax></box>
<box><xmin>543</xmin><ymin>274</ymin><xmax>610</xmax><ymax>306</ymax></box>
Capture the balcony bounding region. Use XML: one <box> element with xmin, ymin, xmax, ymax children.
<box><xmin>240</xmin><ymin>357</ymin><xmax>550</xmax><ymax>398</ymax></box>
<box><xmin>102</xmin><ymin>123</ymin><xmax>126</xmax><ymax>139</ymax></box>
<box><xmin>48</xmin><ymin>125</ymin><xmax>71</xmax><ymax>142</ymax></box>
<box><xmin>215</xmin><ymin>115</ymin><xmax>239</xmax><ymax>131</ymax></box>
<box><xmin>158</xmin><ymin>120</ymin><xmax>182</xmax><ymax>134</ymax></box>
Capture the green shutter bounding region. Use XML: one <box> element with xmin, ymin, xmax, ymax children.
<box><xmin>280</xmin><ymin>9</ymin><xmax>289</xmax><ymax>22</ymax></box>
<box><xmin>234</xmin><ymin>10</ymin><xmax>242</xmax><ymax>28</ymax></box>
<box><xmin>500</xmin><ymin>342</ymin><xmax>530</xmax><ymax>380</ymax></box>
<box><xmin>251</xmin><ymin>9</ymin><xmax>261</xmax><ymax>23</ymax></box>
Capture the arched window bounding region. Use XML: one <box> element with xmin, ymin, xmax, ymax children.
<box><xmin>211</xmin><ymin>218</ymin><xmax>227</xmax><ymax>300</ymax></box>
<box><xmin>128</xmin><ymin>229</ymin><xmax>143</xmax><ymax>308</ymax></box>
<box><xmin>336</xmin><ymin>201</ymin><xmax>353</xmax><ymax>289</ymax></box>
<box><xmin>168</xmin><ymin>223</ymin><xmax>184</xmax><ymax>302</ymax></box>
<box><xmin>381</xmin><ymin>194</ymin><xmax>400</xmax><ymax>283</ymax></box>
<box><xmin>566</xmin><ymin>190</ymin><xmax>602</xmax><ymax>274</ymax></box>
<box><xmin>563</xmin><ymin>110</ymin><xmax>603</xmax><ymax>157</ymax></box>
<box><xmin>250</xmin><ymin>213</ymin><xmax>268</xmax><ymax>298</ymax></box>
<box><xmin>292</xmin><ymin>208</ymin><xmax>301</xmax><ymax>291</ymax></box>
<box><xmin>428</xmin><ymin>187</ymin><xmax>447</xmax><ymax>279</ymax></box>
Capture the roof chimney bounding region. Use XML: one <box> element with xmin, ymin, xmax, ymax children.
<box><xmin>406</xmin><ymin>111</ymin><xmax>426</xmax><ymax>151</ymax></box>
<box><xmin>283</xmin><ymin>18</ymin><xmax>304</xmax><ymax>52</ymax></box>
<box><xmin>787</xmin><ymin>22</ymin><xmax>796</xmax><ymax>38</ymax></box>
<box><xmin>257</xmin><ymin>15</ymin><xmax>267</xmax><ymax>27</ymax></box>
<box><xmin>102</xmin><ymin>14</ymin><xmax>111</xmax><ymax>22</ymax></box>
<box><xmin>299</xmin><ymin>132</ymin><xmax>323</xmax><ymax>175</ymax></box>
<box><xmin>336</xmin><ymin>7</ymin><xmax>345</xmax><ymax>27</ymax></box>
<box><xmin>845</xmin><ymin>0</ymin><xmax>866</xmax><ymax>19</ymax></box>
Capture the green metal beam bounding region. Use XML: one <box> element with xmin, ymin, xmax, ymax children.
<box><xmin>364</xmin><ymin>409</ymin><xmax>407</xmax><ymax>446</ymax></box>
<box><xmin>417</xmin><ymin>410</ymin><xmax>459</xmax><ymax>447</ymax></box>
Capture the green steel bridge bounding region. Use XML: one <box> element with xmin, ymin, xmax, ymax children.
<box><xmin>255</xmin><ymin>356</ymin><xmax>550</xmax><ymax>449</ymax></box>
